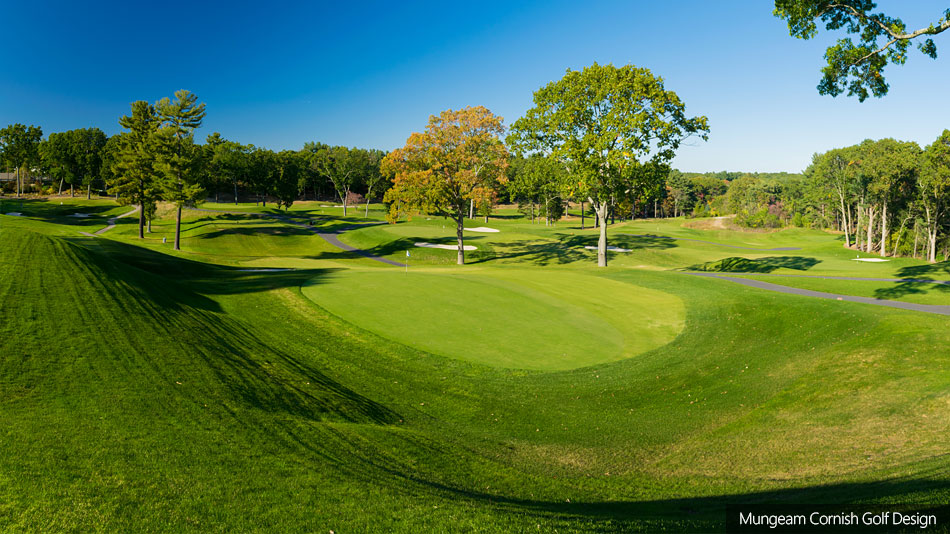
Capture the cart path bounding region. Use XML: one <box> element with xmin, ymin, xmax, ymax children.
<box><xmin>187</xmin><ymin>207</ymin><xmax>402</xmax><ymax>266</ymax></box>
<box><xmin>619</xmin><ymin>233</ymin><xmax>801</xmax><ymax>251</ymax></box>
<box><xmin>93</xmin><ymin>207</ymin><xmax>139</xmax><ymax>235</ymax></box>
<box><xmin>689</xmin><ymin>272</ymin><xmax>950</xmax><ymax>316</ymax></box>
<box><xmin>721</xmin><ymin>272</ymin><xmax>950</xmax><ymax>284</ymax></box>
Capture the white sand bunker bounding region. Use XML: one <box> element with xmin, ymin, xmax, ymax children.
<box><xmin>415</xmin><ymin>242</ymin><xmax>477</xmax><ymax>251</ymax></box>
<box><xmin>466</xmin><ymin>226</ymin><xmax>499</xmax><ymax>233</ymax></box>
<box><xmin>4</xmin><ymin>212</ymin><xmax>22</xmax><ymax>216</ymax></box>
<box><xmin>852</xmin><ymin>258</ymin><xmax>889</xmax><ymax>262</ymax></box>
<box><xmin>585</xmin><ymin>245</ymin><xmax>632</xmax><ymax>252</ymax></box>
<box><xmin>67</xmin><ymin>213</ymin><xmax>91</xmax><ymax>218</ymax></box>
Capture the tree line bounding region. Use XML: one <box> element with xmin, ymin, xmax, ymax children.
<box><xmin>5</xmin><ymin>71</ymin><xmax>949</xmax><ymax>266</ymax></box>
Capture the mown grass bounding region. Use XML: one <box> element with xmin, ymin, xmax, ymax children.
<box><xmin>1</xmin><ymin>203</ymin><xmax>949</xmax><ymax>532</ymax></box>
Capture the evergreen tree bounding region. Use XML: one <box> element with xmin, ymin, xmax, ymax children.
<box><xmin>155</xmin><ymin>90</ymin><xmax>207</xmax><ymax>250</ymax></box>
<box><xmin>109</xmin><ymin>101</ymin><xmax>160</xmax><ymax>239</ymax></box>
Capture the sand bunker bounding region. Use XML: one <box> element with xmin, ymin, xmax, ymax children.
<box><xmin>67</xmin><ymin>213</ymin><xmax>91</xmax><ymax>218</ymax></box>
<box><xmin>466</xmin><ymin>227</ymin><xmax>499</xmax><ymax>233</ymax></box>
<box><xmin>585</xmin><ymin>245</ymin><xmax>631</xmax><ymax>252</ymax></box>
<box><xmin>415</xmin><ymin>242</ymin><xmax>477</xmax><ymax>251</ymax></box>
<box><xmin>852</xmin><ymin>258</ymin><xmax>889</xmax><ymax>262</ymax></box>
<box><xmin>4</xmin><ymin>212</ymin><xmax>22</xmax><ymax>216</ymax></box>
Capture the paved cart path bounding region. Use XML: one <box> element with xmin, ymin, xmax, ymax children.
<box><xmin>688</xmin><ymin>272</ymin><xmax>950</xmax><ymax>316</ymax></box>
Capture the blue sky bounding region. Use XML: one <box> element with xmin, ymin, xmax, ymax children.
<box><xmin>2</xmin><ymin>1</ymin><xmax>948</xmax><ymax>172</ymax></box>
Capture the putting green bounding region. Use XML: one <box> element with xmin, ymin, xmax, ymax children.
<box><xmin>302</xmin><ymin>268</ymin><xmax>685</xmax><ymax>370</ymax></box>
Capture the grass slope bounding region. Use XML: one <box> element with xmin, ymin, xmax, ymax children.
<box><xmin>2</xmin><ymin>202</ymin><xmax>949</xmax><ymax>532</ymax></box>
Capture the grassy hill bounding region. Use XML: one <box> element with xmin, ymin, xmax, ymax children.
<box><xmin>1</xmin><ymin>200</ymin><xmax>948</xmax><ymax>532</ymax></box>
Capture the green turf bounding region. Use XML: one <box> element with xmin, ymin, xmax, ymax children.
<box><xmin>302</xmin><ymin>267</ymin><xmax>684</xmax><ymax>370</ymax></box>
<box><xmin>2</xmin><ymin>201</ymin><xmax>949</xmax><ymax>532</ymax></box>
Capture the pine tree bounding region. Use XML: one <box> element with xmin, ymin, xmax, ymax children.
<box><xmin>109</xmin><ymin>101</ymin><xmax>160</xmax><ymax>239</ymax></box>
<box><xmin>155</xmin><ymin>90</ymin><xmax>207</xmax><ymax>250</ymax></box>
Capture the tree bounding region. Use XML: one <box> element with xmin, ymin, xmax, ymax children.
<box><xmin>509</xmin><ymin>154</ymin><xmax>568</xmax><ymax>225</ymax></box>
<box><xmin>72</xmin><ymin>128</ymin><xmax>108</xmax><ymax>199</ymax></box>
<box><xmin>920</xmin><ymin>130</ymin><xmax>950</xmax><ymax>263</ymax></box>
<box><xmin>362</xmin><ymin>149</ymin><xmax>388</xmax><ymax>218</ymax></box>
<box><xmin>0</xmin><ymin>124</ymin><xmax>43</xmax><ymax>197</ymax></box>
<box><xmin>109</xmin><ymin>101</ymin><xmax>160</xmax><ymax>239</ymax></box>
<box><xmin>862</xmin><ymin>138</ymin><xmax>920</xmax><ymax>256</ymax></box>
<box><xmin>314</xmin><ymin>146</ymin><xmax>364</xmax><ymax>216</ymax></box>
<box><xmin>155</xmin><ymin>90</ymin><xmax>207</xmax><ymax>251</ymax></box>
<box><xmin>508</xmin><ymin>63</ymin><xmax>709</xmax><ymax>266</ymax></box>
<box><xmin>206</xmin><ymin>133</ymin><xmax>250</xmax><ymax>204</ymax></box>
<box><xmin>809</xmin><ymin>146</ymin><xmax>858</xmax><ymax>247</ymax></box>
<box><xmin>775</xmin><ymin>1</ymin><xmax>950</xmax><ymax>101</ymax></box>
<box><xmin>383</xmin><ymin>106</ymin><xmax>509</xmax><ymax>265</ymax></box>
<box><xmin>41</xmin><ymin>132</ymin><xmax>79</xmax><ymax>196</ymax></box>
<box><xmin>274</xmin><ymin>150</ymin><xmax>304</xmax><ymax>210</ymax></box>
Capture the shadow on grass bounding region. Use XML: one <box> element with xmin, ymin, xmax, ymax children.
<box><xmin>344</xmin><ymin>448</ymin><xmax>950</xmax><ymax>533</ymax></box>
<box><xmin>53</xmin><ymin>235</ymin><xmax>396</xmax><ymax>424</ymax></box>
<box><xmin>469</xmin><ymin>232</ymin><xmax>677</xmax><ymax>266</ymax></box>
<box><xmin>875</xmin><ymin>261</ymin><xmax>950</xmax><ymax>300</ymax></box>
<box><xmin>65</xmin><ymin>236</ymin><xmax>339</xmax><ymax>311</ymax></box>
<box><xmin>1</xmin><ymin>197</ymin><xmax>123</xmax><ymax>227</ymax></box>
<box><xmin>686</xmin><ymin>256</ymin><xmax>821</xmax><ymax>274</ymax></box>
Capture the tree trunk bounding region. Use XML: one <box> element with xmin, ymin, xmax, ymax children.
<box><xmin>70</xmin><ymin>184</ymin><xmax>74</xmax><ymax>197</ymax></box>
<box><xmin>929</xmin><ymin>229</ymin><xmax>938</xmax><ymax>263</ymax></box>
<box><xmin>913</xmin><ymin>224</ymin><xmax>920</xmax><ymax>258</ymax></box>
<box><xmin>365</xmin><ymin>198</ymin><xmax>371</xmax><ymax>218</ymax></box>
<box><xmin>866</xmin><ymin>206</ymin><xmax>876</xmax><ymax>253</ymax></box>
<box><xmin>595</xmin><ymin>202</ymin><xmax>608</xmax><ymax>267</ymax></box>
<box><xmin>234</xmin><ymin>179</ymin><xmax>239</xmax><ymax>205</ymax></box>
<box><xmin>580</xmin><ymin>201</ymin><xmax>585</xmax><ymax>229</ymax></box>
<box><xmin>87</xmin><ymin>184</ymin><xmax>91</xmax><ymax>200</ymax></box>
<box><xmin>15</xmin><ymin>166</ymin><xmax>20</xmax><ymax>198</ymax></box>
<box><xmin>138</xmin><ymin>205</ymin><xmax>145</xmax><ymax>239</ymax></box>
<box><xmin>838</xmin><ymin>195</ymin><xmax>850</xmax><ymax>248</ymax></box>
<box><xmin>456</xmin><ymin>215</ymin><xmax>465</xmax><ymax>265</ymax></box>
<box><xmin>58</xmin><ymin>178</ymin><xmax>64</xmax><ymax>196</ymax></box>
<box><xmin>469</xmin><ymin>198</ymin><xmax>474</xmax><ymax>220</ymax></box>
<box><xmin>174</xmin><ymin>204</ymin><xmax>182</xmax><ymax>251</ymax></box>
<box><xmin>880</xmin><ymin>202</ymin><xmax>888</xmax><ymax>257</ymax></box>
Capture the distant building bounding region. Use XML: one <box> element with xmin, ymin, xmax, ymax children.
<box><xmin>0</xmin><ymin>172</ymin><xmax>17</xmax><ymax>182</ymax></box>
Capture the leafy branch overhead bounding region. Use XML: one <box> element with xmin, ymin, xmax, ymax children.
<box><xmin>775</xmin><ymin>1</ymin><xmax>950</xmax><ymax>101</ymax></box>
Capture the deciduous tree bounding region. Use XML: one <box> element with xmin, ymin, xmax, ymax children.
<box><xmin>383</xmin><ymin>106</ymin><xmax>509</xmax><ymax>265</ymax></box>
<box><xmin>508</xmin><ymin>63</ymin><xmax>708</xmax><ymax>266</ymax></box>
<box><xmin>0</xmin><ymin>123</ymin><xmax>43</xmax><ymax>197</ymax></box>
<box><xmin>920</xmin><ymin>130</ymin><xmax>950</xmax><ymax>262</ymax></box>
<box><xmin>775</xmin><ymin>1</ymin><xmax>950</xmax><ymax>100</ymax></box>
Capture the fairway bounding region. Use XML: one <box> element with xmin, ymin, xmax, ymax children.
<box><xmin>303</xmin><ymin>267</ymin><xmax>685</xmax><ymax>370</ymax></box>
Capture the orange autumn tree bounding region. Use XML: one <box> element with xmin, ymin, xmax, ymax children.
<box><xmin>382</xmin><ymin>106</ymin><xmax>508</xmax><ymax>265</ymax></box>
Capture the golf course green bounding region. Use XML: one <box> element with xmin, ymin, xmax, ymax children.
<box><xmin>2</xmin><ymin>198</ymin><xmax>948</xmax><ymax>532</ymax></box>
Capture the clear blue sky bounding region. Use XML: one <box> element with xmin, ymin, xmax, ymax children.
<box><xmin>2</xmin><ymin>1</ymin><xmax>948</xmax><ymax>173</ymax></box>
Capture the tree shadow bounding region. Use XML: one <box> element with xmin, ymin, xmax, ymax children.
<box><xmin>874</xmin><ymin>261</ymin><xmax>950</xmax><ymax>300</ymax></box>
<box><xmin>2</xmin><ymin>198</ymin><xmax>125</xmax><ymax>227</ymax></box>
<box><xmin>66</xmin><ymin>236</ymin><xmax>339</xmax><ymax>312</ymax></box>
<box><xmin>469</xmin><ymin>232</ymin><xmax>677</xmax><ymax>266</ymax></box>
<box><xmin>686</xmin><ymin>256</ymin><xmax>822</xmax><ymax>273</ymax></box>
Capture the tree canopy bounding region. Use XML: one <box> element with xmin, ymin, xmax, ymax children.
<box><xmin>775</xmin><ymin>1</ymin><xmax>950</xmax><ymax>100</ymax></box>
